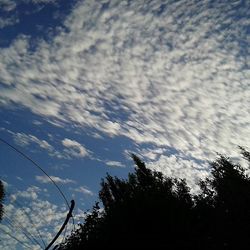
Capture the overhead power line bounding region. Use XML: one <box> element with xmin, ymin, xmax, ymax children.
<box><xmin>3</xmin><ymin>215</ymin><xmax>43</xmax><ymax>249</ymax></box>
<box><xmin>5</xmin><ymin>190</ymin><xmax>46</xmax><ymax>248</ymax></box>
<box><xmin>0</xmin><ymin>138</ymin><xmax>70</xmax><ymax>209</ymax></box>
<box><xmin>0</xmin><ymin>137</ymin><xmax>75</xmax><ymax>230</ymax></box>
<box><xmin>0</xmin><ymin>226</ymin><xmax>33</xmax><ymax>250</ymax></box>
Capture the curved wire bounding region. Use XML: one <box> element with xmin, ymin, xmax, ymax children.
<box><xmin>45</xmin><ymin>200</ymin><xmax>75</xmax><ymax>250</ymax></box>
<box><xmin>0</xmin><ymin>137</ymin><xmax>75</xmax><ymax>229</ymax></box>
<box><xmin>0</xmin><ymin>138</ymin><xmax>70</xmax><ymax>208</ymax></box>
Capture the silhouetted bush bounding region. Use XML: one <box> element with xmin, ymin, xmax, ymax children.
<box><xmin>58</xmin><ymin>149</ymin><xmax>250</xmax><ymax>249</ymax></box>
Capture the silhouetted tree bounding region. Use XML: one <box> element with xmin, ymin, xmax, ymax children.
<box><xmin>194</xmin><ymin>148</ymin><xmax>250</xmax><ymax>248</ymax></box>
<box><xmin>0</xmin><ymin>180</ymin><xmax>4</xmax><ymax>221</ymax></box>
<box><xmin>59</xmin><ymin>149</ymin><xmax>250</xmax><ymax>249</ymax></box>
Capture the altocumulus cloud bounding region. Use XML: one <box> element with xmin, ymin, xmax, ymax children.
<box><xmin>10</xmin><ymin>131</ymin><xmax>65</xmax><ymax>159</ymax></box>
<box><xmin>72</xmin><ymin>186</ymin><xmax>94</xmax><ymax>196</ymax></box>
<box><xmin>3</xmin><ymin>129</ymin><xmax>91</xmax><ymax>160</ymax></box>
<box><xmin>13</xmin><ymin>132</ymin><xmax>54</xmax><ymax>151</ymax></box>
<box><xmin>0</xmin><ymin>183</ymin><xmax>75</xmax><ymax>249</ymax></box>
<box><xmin>62</xmin><ymin>138</ymin><xmax>89</xmax><ymax>158</ymax></box>
<box><xmin>36</xmin><ymin>175</ymin><xmax>76</xmax><ymax>184</ymax></box>
<box><xmin>0</xmin><ymin>0</ymin><xmax>249</xmax><ymax>179</ymax></box>
<box><xmin>0</xmin><ymin>0</ymin><xmax>59</xmax><ymax>29</ymax></box>
<box><xmin>105</xmin><ymin>160</ymin><xmax>125</xmax><ymax>168</ymax></box>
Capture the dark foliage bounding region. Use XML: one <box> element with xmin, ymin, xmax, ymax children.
<box><xmin>58</xmin><ymin>149</ymin><xmax>250</xmax><ymax>249</ymax></box>
<box><xmin>0</xmin><ymin>180</ymin><xmax>4</xmax><ymax>221</ymax></box>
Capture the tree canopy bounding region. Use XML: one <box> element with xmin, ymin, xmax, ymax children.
<box><xmin>0</xmin><ymin>180</ymin><xmax>4</xmax><ymax>221</ymax></box>
<box><xmin>58</xmin><ymin>148</ymin><xmax>250</xmax><ymax>249</ymax></box>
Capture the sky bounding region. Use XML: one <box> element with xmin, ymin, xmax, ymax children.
<box><xmin>0</xmin><ymin>0</ymin><xmax>249</xmax><ymax>249</ymax></box>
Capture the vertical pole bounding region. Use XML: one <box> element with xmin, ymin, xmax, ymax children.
<box><xmin>45</xmin><ymin>200</ymin><xmax>75</xmax><ymax>250</ymax></box>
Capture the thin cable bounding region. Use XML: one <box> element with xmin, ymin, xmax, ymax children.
<box><xmin>0</xmin><ymin>137</ymin><xmax>69</xmax><ymax>208</ymax></box>
<box><xmin>0</xmin><ymin>226</ymin><xmax>33</xmax><ymax>250</ymax></box>
<box><xmin>0</xmin><ymin>137</ymin><xmax>75</xmax><ymax>229</ymax></box>
<box><xmin>4</xmin><ymin>217</ymin><xmax>39</xmax><ymax>248</ymax></box>
<box><xmin>5</xmin><ymin>191</ymin><xmax>46</xmax><ymax>248</ymax></box>
<box><xmin>4</xmin><ymin>214</ymin><xmax>43</xmax><ymax>249</ymax></box>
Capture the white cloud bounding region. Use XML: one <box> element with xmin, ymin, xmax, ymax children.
<box><xmin>30</xmin><ymin>0</ymin><xmax>57</xmax><ymax>3</ymax></box>
<box><xmin>0</xmin><ymin>0</ymin><xmax>16</xmax><ymax>12</ymax></box>
<box><xmin>18</xmin><ymin>186</ymin><xmax>40</xmax><ymax>200</ymax></box>
<box><xmin>73</xmin><ymin>186</ymin><xmax>94</xmax><ymax>196</ymax></box>
<box><xmin>32</xmin><ymin>120</ymin><xmax>43</xmax><ymax>126</ymax></box>
<box><xmin>147</xmin><ymin>155</ymin><xmax>210</xmax><ymax>193</ymax></box>
<box><xmin>138</xmin><ymin>147</ymin><xmax>166</xmax><ymax>161</ymax></box>
<box><xmin>0</xmin><ymin>183</ymin><xmax>80</xmax><ymax>249</ymax></box>
<box><xmin>0</xmin><ymin>0</ymin><xmax>249</xmax><ymax>179</ymax></box>
<box><xmin>62</xmin><ymin>138</ymin><xmax>89</xmax><ymax>158</ymax></box>
<box><xmin>13</xmin><ymin>132</ymin><xmax>53</xmax><ymax>151</ymax></box>
<box><xmin>0</xmin><ymin>179</ymin><xmax>94</xmax><ymax>250</ymax></box>
<box><xmin>105</xmin><ymin>160</ymin><xmax>125</xmax><ymax>168</ymax></box>
<box><xmin>5</xmin><ymin>130</ymin><xmax>90</xmax><ymax>160</ymax></box>
<box><xmin>0</xmin><ymin>16</ymin><xmax>19</xmax><ymax>29</ymax></box>
<box><xmin>0</xmin><ymin>0</ymin><xmax>59</xmax><ymax>32</ymax></box>
<box><xmin>0</xmin><ymin>0</ymin><xmax>18</xmax><ymax>28</ymax></box>
<box><xmin>36</xmin><ymin>175</ymin><xmax>76</xmax><ymax>184</ymax></box>
<box><xmin>12</xmin><ymin>132</ymin><xmax>65</xmax><ymax>159</ymax></box>
<box><xmin>16</xmin><ymin>176</ymin><xmax>23</xmax><ymax>181</ymax></box>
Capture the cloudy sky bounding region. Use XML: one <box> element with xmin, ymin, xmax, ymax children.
<box><xmin>0</xmin><ymin>0</ymin><xmax>249</xmax><ymax>248</ymax></box>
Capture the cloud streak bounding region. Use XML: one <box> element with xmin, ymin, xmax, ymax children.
<box><xmin>0</xmin><ymin>0</ymin><xmax>249</xmax><ymax>177</ymax></box>
<box><xmin>12</xmin><ymin>132</ymin><xmax>65</xmax><ymax>159</ymax></box>
<box><xmin>105</xmin><ymin>160</ymin><xmax>125</xmax><ymax>168</ymax></box>
<box><xmin>72</xmin><ymin>186</ymin><xmax>94</xmax><ymax>196</ymax></box>
<box><xmin>4</xmin><ymin>130</ymin><xmax>91</xmax><ymax>160</ymax></box>
<box><xmin>62</xmin><ymin>138</ymin><xmax>89</xmax><ymax>158</ymax></box>
<box><xmin>35</xmin><ymin>175</ymin><xmax>76</xmax><ymax>184</ymax></box>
